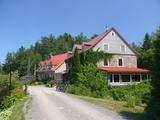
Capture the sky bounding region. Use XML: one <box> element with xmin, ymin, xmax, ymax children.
<box><xmin>0</xmin><ymin>0</ymin><xmax>160</xmax><ymax>63</ymax></box>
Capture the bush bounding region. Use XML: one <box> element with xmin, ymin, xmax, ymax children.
<box><xmin>30</xmin><ymin>81</ymin><xmax>44</xmax><ymax>86</ymax></box>
<box><xmin>110</xmin><ymin>80</ymin><xmax>151</xmax><ymax>106</ymax></box>
<box><xmin>0</xmin><ymin>107</ymin><xmax>12</xmax><ymax>120</ymax></box>
<box><xmin>125</xmin><ymin>96</ymin><xmax>142</xmax><ymax>107</ymax></box>
<box><xmin>0</xmin><ymin>93</ymin><xmax>24</xmax><ymax>111</ymax></box>
<box><xmin>67</xmin><ymin>84</ymin><xmax>91</xmax><ymax>96</ymax></box>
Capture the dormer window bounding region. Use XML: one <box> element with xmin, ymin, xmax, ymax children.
<box><xmin>121</xmin><ymin>45</ymin><xmax>125</xmax><ymax>52</ymax></box>
<box><xmin>104</xmin><ymin>44</ymin><xmax>109</xmax><ymax>51</ymax></box>
<box><xmin>111</xmin><ymin>32</ymin><xmax>115</xmax><ymax>36</ymax></box>
<box><xmin>118</xmin><ymin>58</ymin><xmax>123</xmax><ymax>67</ymax></box>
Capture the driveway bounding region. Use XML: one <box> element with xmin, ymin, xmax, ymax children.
<box><xmin>26</xmin><ymin>86</ymin><xmax>129</xmax><ymax>120</ymax></box>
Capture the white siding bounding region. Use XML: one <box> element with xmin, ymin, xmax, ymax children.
<box><xmin>54</xmin><ymin>62</ymin><xmax>67</xmax><ymax>73</ymax></box>
<box><xmin>93</xmin><ymin>30</ymin><xmax>135</xmax><ymax>55</ymax></box>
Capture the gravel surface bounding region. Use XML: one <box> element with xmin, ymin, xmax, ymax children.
<box><xmin>26</xmin><ymin>86</ymin><xmax>129</xmax><ymax>120</ymax></box>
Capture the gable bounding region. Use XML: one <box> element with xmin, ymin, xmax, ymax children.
<box><xmin>92</xmin><ymin>29</ymin><xmax>136</xmax><ymax>55</ymax></box>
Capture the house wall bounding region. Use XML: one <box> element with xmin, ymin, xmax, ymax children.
<box><xmin>93</xmin><ymin>30</ymin><xmax>135</xmax><ymax>55</ymax></box>
<box><xmin>97</xmin><ymin>54</ymin><xmax>137</xmax><ymax>68</ymax></box>
<box><xmin>54</xmin><ymin>62</ymin><xmax>67</xmax><ymax>73</ymax></box>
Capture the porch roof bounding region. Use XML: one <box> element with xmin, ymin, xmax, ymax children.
<box><xmin>98</xmin><ymin>67</ymin><xmax>150</xmax><ymax>73</ymax></box>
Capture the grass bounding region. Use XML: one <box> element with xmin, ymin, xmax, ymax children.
<box><xmin>75</xmin><ymin>95</ymin><xmax>148</xmax><ymax>120</ymax></box>
<box><xmin>8</xmin><ymin>96</ymin><xmax>29</xmax><ymax>120</ymax></box>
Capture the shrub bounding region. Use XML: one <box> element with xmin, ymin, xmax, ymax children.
<box><xmin>0</xmin><ymin>93</ymin><xmax>24</xmax><ymax>111</ymax></box>
<box><xmin>110</xmin><ymin>80</ymin><xmax>151</xmax><ymax>107</ymax></box>
<box><xmin>0</xmin><ymin>107</ymin><xmax>12</xmax><ymax>120</ymax></box>
<box><xmin>30</xmin><ymin>81</ymin><xmax>44</xmax><ymax>86</ymax></box>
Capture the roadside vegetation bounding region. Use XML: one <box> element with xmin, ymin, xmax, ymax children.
<box><xmin>0</xmin><ymin>72</ymin><xmax>27</xmax><ymax>120</ymax></box>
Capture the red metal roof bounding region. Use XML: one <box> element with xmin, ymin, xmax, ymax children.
<box><xmin>99</xmin><ymin>67</ymin><xmax>150</xmax><ymax>73</ymax></box>
<box><xmin>82</xmin><ymin>27</ymin><xmax>138</xmax><ymax>55</ymax></box>
<box><xmin>38</xmin><ymin>52</ymin><xmax>72</xmax><ymax>72</ymax></box>
<box><xmin>40</xmin><ymin>52</ymin><xmax>71</xmax><ymax>66</ymax></box>
<box><xmin>50</xmin><ymin>53</ymin><xmax>69</xmax><ymax>65</ymax></box>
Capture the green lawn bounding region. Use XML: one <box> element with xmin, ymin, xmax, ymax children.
<box><xmin>75</xmin><ymin>95</ymin><xmax>148</xmax><ymax>120</ymax></box>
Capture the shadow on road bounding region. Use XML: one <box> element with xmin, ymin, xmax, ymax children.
<box><xmin>120</xmin><ymin>111</ymin><xmax>149</xmax><ymax>120</ymax></box>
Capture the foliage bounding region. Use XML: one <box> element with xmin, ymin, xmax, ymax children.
<box><xmin>138</xmin><ymin>49</ymin><xmax>155</xmax><ymax>69</ymax></box>
<box><xmin>80</xmin><ymin>49</ymin><xmax>112</xmax><ymax>65</ymax></box>
<box><xmin>30</xmin><ymin>81</ymin><xmax>44</xmax><ymax>86</ymax></box>
<box><xmin>67</xmin><ymin>63</ymin><xmax>109</xmax><ymax>98</ymax></box>
<box><xmin>0</xmin><ymin>106</ymin><xmax>13</xmax><ymax>120</ymax></box>
<box><xmin>142</xmin><ymin>33</ymin><xmax>152</xmax><ymax>51</ymax></box>
<box><xmin>70</xmin><ymin>49</ymin><xmax>81</xmax><ymax>84</ymax></box>
<box><xmin>45</xmin><ymin>80</ymin><xmax>55</xmax><ymax>87</ymax></box>
<box><xmin>0</xmin><ymin>95</ymin><xmax>27</xmax><ymax>120</ymax></box>
<box><xmin>2</xmin><ymin>33</ymin><xmax>88</xmax><ymax>77</ymax></box>
<box><xmin>0</xmin><ymin>72</ymin><xmax>22</xmax><ymax>88</ymax></box>
<box><xmin>0</xmin><ymin>92</ymin><xmax>25</xmax><ymax>111</ymax></box>
<box><xmin>110</xmin><ymin>80</ymin><xmax>151</xmax><ymax>106</ymax></box>
<box><xmin>0</xmin><ymin>72</ymin><xmax>23</xmax><ymax>102</ymax></box>
<box><xmin>0</xmin><ymin>74</ymin><xmax>9</xmax><ymax>86</ymax></box>
<box><xmin>146</xmin><ymin>26</ymin><xmax>160</xmax><ymax>120</ymax></box>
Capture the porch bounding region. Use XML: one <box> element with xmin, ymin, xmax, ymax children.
<box><xmin>37</xmin><ymin>72</ymin><xmax>63</xmax><ymax>82</ymax></box>
<box><xmin>108</xmin><ymin>73</ymin><xmax>150</xmax><ymax>86</ymax></box>
<box><xmin>99</xmin><ymin>67</ymin><xmax>150</xmax><ymax>86</ymax></box>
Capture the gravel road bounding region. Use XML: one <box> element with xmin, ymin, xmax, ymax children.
<box><xmin>26</xmin><ymin>86</ymin><xmax>129</xmax><ymax>120</ymax></box>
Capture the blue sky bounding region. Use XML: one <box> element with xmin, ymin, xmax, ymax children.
<box><xmin>0</xmin><ymin>0</ymin><xmax>160</xmax><ymax>63</ymax></box>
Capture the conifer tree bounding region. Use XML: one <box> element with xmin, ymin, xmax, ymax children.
<box><xmin>146</xmin><ymin>27</ymin><xmax>160</xmax><ymax>120</ymax></box>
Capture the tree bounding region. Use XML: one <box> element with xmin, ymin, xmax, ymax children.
<box><xmin>90</xmin><ymin>34</ymin><xmax>98</xmax><ymax>39</ymax></box>
<box><xmin>142</xmin><ymin>33</ymin><xmax>152</xmax><ymax>51</ymax></box>
<box><xmin>138</xmin><ymin>49</ymin><xmax>154</xmax><ymax>69</ymax></box>
<box><xmin>70</xmin><ymin>49</ymin><xmax>81</xmax><ymax>84</ymax></box>
<box><xmin>146</xmin><ymin>26</ymin><xmax>160</xmax><ymax>120</ymax></box>
<box><xmin>74</xmin><ymin>32</ymin><xmax>88</xmax><ymax>44</ymax></box>
<box><xmin>0</xmin><ymin>62</ymin><xmax>3</xmax><ymax>74</ymax></box>
<box><xmin>67</xmin><ymin>63</ymin><xmax>108</xmax><ymax>97</ymax></box>
<box><xmin>2</xmin><ymin>52</ymin><xmax>17</xmax><ymax>89</ymax></box>
<box><xmin>130</xmin><ymin>42</ymin><xmax>142</xmax><ymax>53</ymax></box>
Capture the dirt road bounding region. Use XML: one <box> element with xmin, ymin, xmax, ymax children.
<box><xmin>26</xmin><ymin>86</ymin><xmax>129</xmax><ymax>120</ymax></box>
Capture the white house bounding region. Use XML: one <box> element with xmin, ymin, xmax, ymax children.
<box><xmin>37</xmin><ymin>27</ymin><xmax>150</xmax><ymax>86</ymax></box>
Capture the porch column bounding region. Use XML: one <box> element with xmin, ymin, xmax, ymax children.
<box><xmin>108</xmin><ymin>74</ymin><xmax>110</xmax><ymax>83</ymax></box>
<box><xmin>130</xmin><ymin>74</ymin><xmax>132</xmax><ymax>82</ymax></box>
<box><xmin>112</xmin><ymin>74</ymin><xmax>114</xmax><ymax>83</ymax></box>
<box><xmin>140</xmin><ymin>74</ymin><xmax>142</xmax><ymax>82</ymax></box>
<box><xmin>147</xmin><ymin>74</ymin><xmax>149</xmax><ymax>80</ymax></box>
<box><xmin>119</xmin><ymin>74</ymin><xmax>122</xmax><ymax>83</ymax></box>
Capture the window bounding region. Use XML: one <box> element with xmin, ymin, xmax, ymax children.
<box><xmin>104</xmin><ymin>59</ymin><xmax>109</xmax><ymax>66</ymax></box>
<box><xmin>118</xmin><ymin>59</ymin><xmax>123</xmax><ymax>66</ymax></box>
<box><xmin>114</xmin><ymin>75</ymin><xmax>119</xmax><ymax>82</ymax></box>
<box><xmin>104</xmin><ymin>44</ymin><xmax>109</xmax><ymax>51</ymax></box>
<box><xmin>110</xmin><ymin>74</ymin><xmax>113</xmax><ymax>82</ymax></box>
<box><xmin>132</xmin><ymin>75</ymin><xmax>140</xmax><ymax>82</ymax></box>
<box><xmin>111</xmin><ymin>32</ymin><xmax>115</xmax><ymax>36</ymax></box>
<box><xmin>121</xmin><ymin>75</ymin><xmax>130</xmax><ymax>82</ymax></box>
<box><xmin>121</xmin><ymin>45</ymin><xmax>125</xmax><ymax>52</ymax></box>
